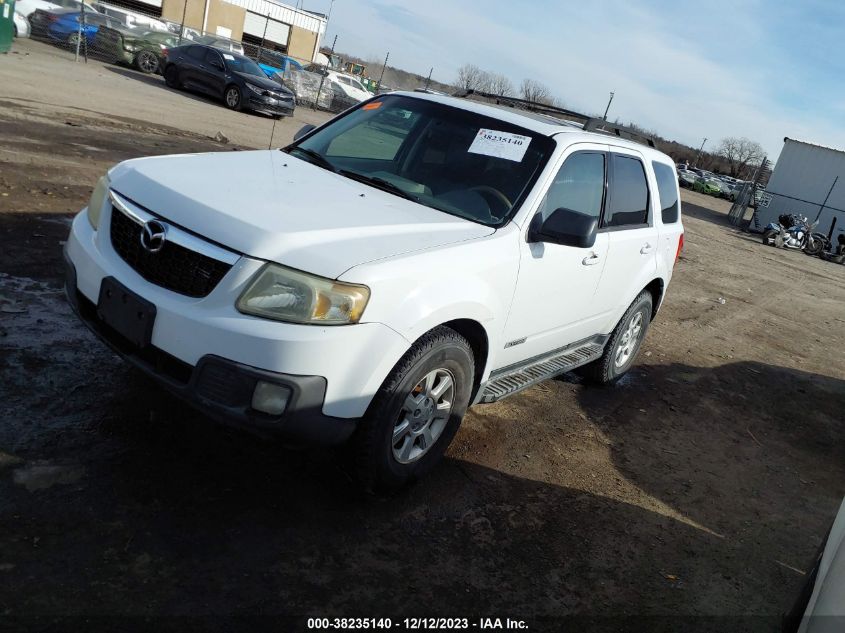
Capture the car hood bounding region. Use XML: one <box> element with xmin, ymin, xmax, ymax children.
<box><xmin>108</xmin><ymin>150</ymin><xmax>495</xmax><ymax>279</ymax></box>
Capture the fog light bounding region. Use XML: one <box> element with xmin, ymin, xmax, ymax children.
<box><xmin>251</xmin><ymin>381</ymin><xmax>291</xmax><ymax>416</ymax></box>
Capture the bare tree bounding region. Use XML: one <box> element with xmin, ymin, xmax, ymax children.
<box><xmin>520</xmin><ymin>78</ymin><xmax>552</xmax><ymax>104</ymax></box>
<box><xmin>716</xmin><ymin>137</ymin><xmax>765</xmax><ymax>178</ymax></box>
<box><xmin>488</xmin><ymin>73</ymin><xmax>514</xmax><ymax>96</ymax></box>
<box><xmin>455</xmin><ymin>64</ymin><xmax>484</xmax><ymax>91</ymax></box>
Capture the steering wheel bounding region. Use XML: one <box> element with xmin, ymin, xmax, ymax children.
<box><xmin>468</xmin><ymin>186</ymin><xmax>513</xmax><ymax>219</ymax></box>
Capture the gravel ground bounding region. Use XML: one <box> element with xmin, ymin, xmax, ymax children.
<box><xmin>1</xmin><ymin>38</ymin><xmax>844</xmax><ymax>632</ymax></box>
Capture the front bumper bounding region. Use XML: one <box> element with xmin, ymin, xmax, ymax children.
<box><xmin>247</xmin><ymin>95</ymin><xmax>295</xmax><ymax>117</ymax></box>
<box><xmin>64</xmin><ymin>250</ymin><xmax>355</xmax><ymax>444</ymax></box>
<box><xmin>63</xmin><ymin>205</ymin><xmax>413</xmax><ymax>441</ymax></box>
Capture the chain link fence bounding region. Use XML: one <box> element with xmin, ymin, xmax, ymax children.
<box><xmin>24</xmin><ymin>0</ymin><xmax>369</xmax><ymax>114</ymax></box>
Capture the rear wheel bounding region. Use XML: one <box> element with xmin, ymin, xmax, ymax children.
<box><xmin>164</xmin><ymin>65</ymin><xmax>181</xmax><ymax>88</ymax></box>
<box><xmin>578</xmin><ymin>291</ymin><xmax>653</xmax><ymax>385</ymax></box>
<box><xmin>135</xmin><ymin>50</ymin><xmax>159</xmax><ymax>74</ymax></box>
<box><xmin>66</xmin><ymin>32</ymin><xmax>82</xmax><ymax>49</ymax></box>
<box><xmin>349</xmin><ymin>326</ymin><xmax>474</xmax><ymax>492</ymax></box>
<box><xmin>762</xmin><ymin>229</ymin><xmax>781</xmax><ymax>247</ymax></box>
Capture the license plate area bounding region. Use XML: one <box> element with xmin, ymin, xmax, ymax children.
<box><xmin>96</xmin><ymin>277</ymin><xmax>156</xmax><ymax>348</ymax></box>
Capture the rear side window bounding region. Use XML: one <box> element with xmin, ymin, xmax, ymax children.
<box><xmin>652</xmin><ymin>162</ymin><xmax>680</xmax><ymax>224</ymax></box>
<box><xmin>604</xmin><ymin>154</ymin><xmax>649</xmax><ymax>227</ymax></box>
<box><xmin>186</xmin><ymin>46</ymin><xmax>206</xmax><ymax>60</ymax></box>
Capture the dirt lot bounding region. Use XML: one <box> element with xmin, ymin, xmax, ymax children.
<box><xmin>1</xmin><ymin>39</ymin><xmax>844</xmax><ymax>631</ymax></box>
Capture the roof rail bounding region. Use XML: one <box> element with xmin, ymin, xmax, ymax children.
<box><xmin>454</xmin><ymin>89</ymin><xmax>658</xmax><ymax>148</ymax></box>
<box><xmin>454</xmin><ymin>89</ymin><xmax>588</xmax><ymax>127</ymax></box>
<box><xmin>583</xmin><ymin>118</ymin><xmax>657</xmax><ymax>147</ymax></box>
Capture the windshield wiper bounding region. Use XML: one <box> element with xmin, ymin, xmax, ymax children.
<box><xmin>285</xmin><ymin>147</ymin><xmax>336</xmax><ymax>173</ymax></box>
<box><xmin>338</xmin><ymin>170</ymin><xmax>418</xmax><ymax>202</ymax></box>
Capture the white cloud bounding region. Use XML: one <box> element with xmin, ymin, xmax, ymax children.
<box><xmin>320</xmin><ymin>0</ymin><xmax>845</xmax><ymax>161</ymax></box>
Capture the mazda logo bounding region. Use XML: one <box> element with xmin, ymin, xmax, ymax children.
<box><xmin>140</xmin><ymin>219</ymin><xmax>167</xmax><ymax>253</ymax></box>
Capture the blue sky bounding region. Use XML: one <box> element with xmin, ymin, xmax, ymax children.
<box><xmin>312</xmin><ymin>0</ymin><xmax>845</xmax><ymax>161</ymax></box>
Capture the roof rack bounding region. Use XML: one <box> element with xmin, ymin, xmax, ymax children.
<box><xmin>454</xmin><ymin>89</ymin><xmax>657</xmax><ymax>148</ymax></box>
<box><xmin>583</xmin><ymin>119</ymin><xmax>657</xmax><ymax>148</ymax></box>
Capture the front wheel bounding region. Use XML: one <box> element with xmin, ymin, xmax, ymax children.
<box><xmin>578</xmin><ymin>291</ymin><xmax>653</xmax><ymax>385</ymax></box>
<box><xmin>224</xmin><ymin>85</ymin><xmax>242</xmax><ymax>111</ymax></box>
<box><xmin>349</xmin><ymin>326</ymin><xmax>474</xmax><ymax>492</ymax></box>
<box><xmin>135</xmin><ymin>50</ymin><xmax>159</xmax><ymax>74</ymax></box>
<box><xmin>803</xmin><ymin>237</ymin><xmax>825</xmax><ymax>257</ymax></box>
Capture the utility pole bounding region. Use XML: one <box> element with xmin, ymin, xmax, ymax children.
<box><xmin>178</xmin><ymin>0</ymin><xmax>188</xmax><ymax>44</ymax></box>
<box><xmin>313</xmin><ymin>34</ymin><xmax>337</xmax><ymax>110</ymax></box>
<box><xmin>602</xmin><ymin>91</ymin><xmax>614</xmax><ymax>120</ymax></box>
<box><xmin>693</xmin><ymin>137</ymin><xmax>707</xmax><ymax>168</ymax></box>
<box><xmin>424</xmin><ymin>67</ymin><xmax>433</xmax><ymax>91</ymax></box>
<box><xmin>376</xmin><ymin>52</ymin><xmax>389</xmax><ymax>93</ymax></box>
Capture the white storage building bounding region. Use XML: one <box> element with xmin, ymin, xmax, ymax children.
<box><xmin>752</xmin><ymin>138</ymin><xmax>845</xmax><ymax>246</ymax></box>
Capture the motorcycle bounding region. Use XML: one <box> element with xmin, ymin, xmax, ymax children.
<box><xmin>761</xmin><ymin>213</ymin><xmax>827</xmax><ymax>256</ymax></box>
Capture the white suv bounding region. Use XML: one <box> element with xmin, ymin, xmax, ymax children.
<box><xmin>64</xmin><ymin>93</ymin><xmax>684</xmax><ymax>490</ymax></box>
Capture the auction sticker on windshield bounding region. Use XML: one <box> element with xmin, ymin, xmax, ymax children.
<box><xmin>223</xmin><ymin>54</ymin><xmax>234</xmax><ymax>60</ymax></box>
<box><xmin>468</xmin><ymin>129</ymin><xmax>531</xmax><ymax>162</ymax></box>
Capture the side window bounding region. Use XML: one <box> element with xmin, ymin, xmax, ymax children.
<box><xmin>604</xmin><ymin>154</ymin><xmax>649</xmax><ymax>227</ymax></box>
<box><xmin>205</xmin><ymin>49</ymin><xmax>223</xmax><ymax>66</ymax></box>
<box><xmin>652</xmin><ymin>161</ymin><xmax>680</xmax><ymax>224</ymax></box>
<box><xmin>538</xmin><ymin>152</ymin><xmax>605</xmax><ymax>222</ymax></box>
<box><xmin>186</xmin><ymin>46</ymin><xmax>206</xmax><ymax>61</ymax></box>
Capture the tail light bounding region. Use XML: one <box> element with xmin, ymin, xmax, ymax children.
<box><xmin>674</xmin><ymin>232</ymin><xmax>684</xmax><ymax>265</ymax></box>
<box><xmin>161</xmin><ymin>47</ymin><xmax>169</xmax><ymax>57</ymax></box>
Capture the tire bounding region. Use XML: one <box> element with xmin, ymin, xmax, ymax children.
<box><xmin>164</xmin><ymin>65</ymin><xmax>181</xmax><ymax>89</ymax></box>
<box><xmin>66</xmin><ymin>32</ymin><xmax>82</xmax><ymax>49</ymax></box>
<box><xmin>803</xmin><ymin>237</ymin><xmax>825</xmax><ymax>257</ymax></box>
<box><xmin>762</xmin><ymin>229</ymin><xmax>780</xmax><ymax>247</ymax></box>
<box><xmin>349</xmin><ymin>326</ymin><xmax>474</xmax><ymax>492</ymax></box>
<box><xmin>135</xmin><ymin>50</ymin><xmax>159</xmax><ymax>74</ymax></box>
<box><xmin>224</xmin><ymin>85</ymin><xmax>242</xmax><ymax>111</ymax></box>
<box><xmin>578</xmin><ymin>291</ymin><xmax>653</xmax><ymax>386</ymax></box>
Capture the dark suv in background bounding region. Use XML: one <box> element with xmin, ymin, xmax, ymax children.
<box><xmin>163</xmin><ymin>44</ymin><xmax>295</xmax><ymax>117</ymax></box>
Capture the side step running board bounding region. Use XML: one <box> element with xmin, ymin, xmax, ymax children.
<box><xmin>478</xmin><ymin>337</ymin><xmax>606</xmax><ymax>403</ymax></box>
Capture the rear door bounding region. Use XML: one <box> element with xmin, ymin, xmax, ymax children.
<box><xmin>590</xmin><ymin>149</ymin><xmax>659</xmax><ymax>331</ymax></box>
<box><xmin>180</xmin><ymin>45</ymin><xmax>208</xmax><ymax>91</ymax></box>
<box><xmin>201</xmin><ymin>47</ymin><xmax>227</xmax><ymax>97</ymax></box>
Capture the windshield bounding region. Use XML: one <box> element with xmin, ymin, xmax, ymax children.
<box><xmin>223</xmin><ymin>53</ymin><xmax>264</xmax><ymax>77</ymax></box>
<box><xmin>288</xmin><ymin>95</ymin><xmax>554</xmax><ymax>226</ymax></box>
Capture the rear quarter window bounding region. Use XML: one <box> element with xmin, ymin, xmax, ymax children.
<box><xmin>652</xmin><ymin>161</ymin><xmax>681</xmax><ymax>224</ymax></box>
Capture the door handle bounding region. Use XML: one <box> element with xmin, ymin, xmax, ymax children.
<box><xmin>582</xmin><ymin>252</ymin><xmax>601</xmax><ymax>266</ymax></box>
<box><xmin>640</xmin><ymin>243</ymin><xmax>654</xmax><ymax>254</ymax></box>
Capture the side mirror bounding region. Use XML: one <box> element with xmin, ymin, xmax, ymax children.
<box><xmin>293</xmin><ymin>124</ymin><xmax>316</xmax><ymax>142</ymax></box>
<box><xmin>529</xmin><ymin>208</ymin><xmax>598</xmax><ymax>248</ymax></box>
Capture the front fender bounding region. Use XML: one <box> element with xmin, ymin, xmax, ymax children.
<box><xmin>341</xmin><ymin>228</ymin><xmax>520</xmax><ymax>383</ymax></box>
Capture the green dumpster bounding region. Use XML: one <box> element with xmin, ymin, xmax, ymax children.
<box><xmin>0</xmin><ymin>0</ymin><xmax>16</xmax><ymax>53</ymax></box>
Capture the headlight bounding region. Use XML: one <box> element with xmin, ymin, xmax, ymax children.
<box><xmin>87</xmin><ymin>174</ymin><xmax>110</xmax><ymax>230</ymax></box>
<box><xmin>124</xmin><ymin>43</ymin><xmax>139</xmax><ymax>52</ymax></box>
<box><xmin>237</xmin><ymin>264</ymin><xmax>370</xmax><ymax>325</ymax></box>
<box><xmin>245</xmin><ymin>83</ymin><xmax>264</xmax><ymax>95</ymax></box>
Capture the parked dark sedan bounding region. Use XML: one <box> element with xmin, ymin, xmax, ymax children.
<box><xmin>163</xmin><ymin>44</ymin><xmax>295</xmax><ymax>117</ymax></box>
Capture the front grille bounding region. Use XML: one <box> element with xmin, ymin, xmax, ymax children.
<box><xmin>109</xmin><ymin>206</ymin><xmax>232</xmax><ymax>298</ymax></box>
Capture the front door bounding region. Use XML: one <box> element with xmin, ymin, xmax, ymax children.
<box><xmin>498</xmin><ymin>145</ymin><xmax>612</xmax><ymax>368</ymax></box>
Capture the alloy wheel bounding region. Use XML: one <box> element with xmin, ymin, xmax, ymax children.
<box><xmin>392</xmin><ymin>368</ymin><xmax>455</xmax><ymax>464</ymax></box>
<box><xmin>614</xmin><ymin>311</ymin><xmax>644</xmax><ymax>368</ymax></box>
<box><xmin>138</xmin><ymin>51</ymin><xmax>158</xmax><ymax>73</ymax></box>
<box><xmin>225</xmin><ymin>87</ymin><xmax>240</xmax><ymax>108</ymax></box>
